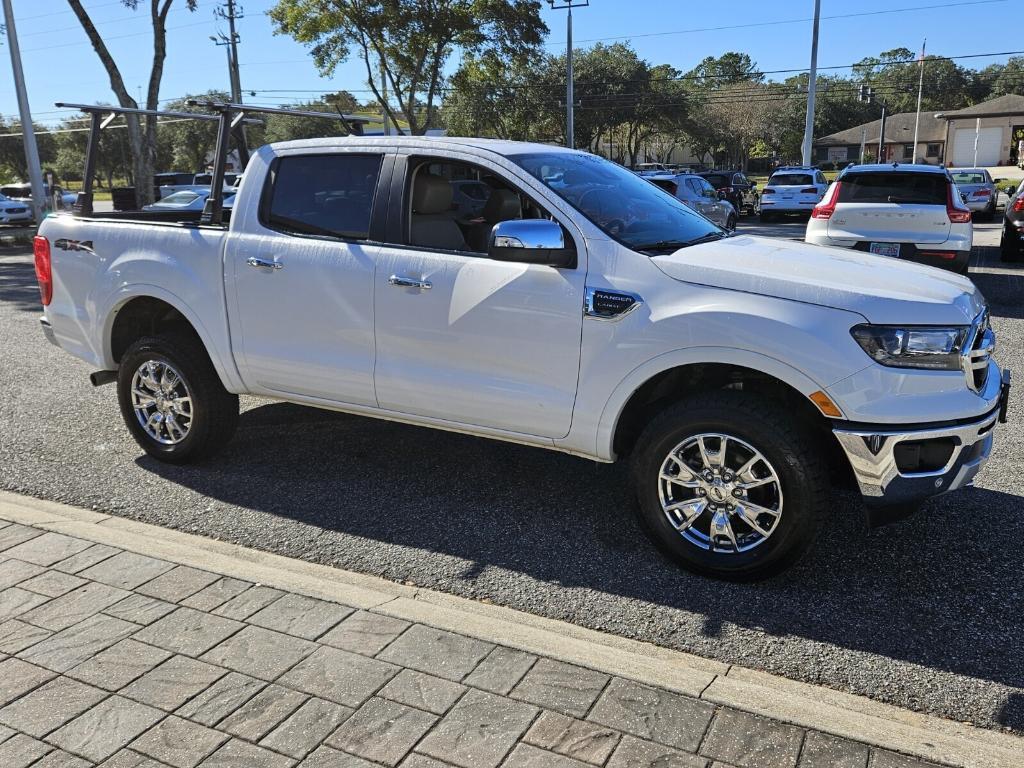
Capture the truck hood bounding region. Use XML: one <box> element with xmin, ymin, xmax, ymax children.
<box><xmin>651</xmin><ymin>235</ymin><xmax>984</xmax><ymax>326</ymax></box>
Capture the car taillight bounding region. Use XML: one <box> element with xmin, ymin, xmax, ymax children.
<box><xmin>800</xmin><ymin>187</ymin><xmax>819</xmax><ymax>194</ymax></box>
<box><xmin>946</xmin><ymin>184</ymin><xmax>972</xmax><ymax>223</ymax></box>
<box><xmin>761</xmin><ymin>188</ymin><xmax>775</xmax><ymax>195</ymax></box>
<box><xmin>919</xmin><ymin>250</ymin><xmax>958</xmax><ymax>260</ymax></box>
<box><xmin>719</xmin><ymin>186</ymin><xmax>733</xmax><ymax>193</ymax></box>
<box><xmin>33</xmin><ymin>235</ymin><xmax>52</xmax><ymax>306</ymax></box>
<box><xmin>1014</xmin><ymin>198</ymin><xmax>1024</xmax><ymax>212</ymax></box>
<box><xmin>973</xmin><ymin>188</ymin><xmax>991</xmax><ymax>197</ymax></box>
<box><xmin>811</xmin><ymin>182</ymin><xmax>841</xmax><ymax>219</ymax></box>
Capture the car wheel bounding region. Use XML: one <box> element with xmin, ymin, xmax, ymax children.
<box><xmin>630</xmin><ymin>391</ymin><xmax>827</xmax><ymax>581</ymax></box>
<box><xmin>117</xmin><ymin>332</ymin><xmax>239</xmax><ymax>464</ymax></box>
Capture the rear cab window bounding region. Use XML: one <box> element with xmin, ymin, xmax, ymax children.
<box><xmin>263</xmin><ymin>153</ymin><xmax>383</xmax><ymax>240</ymax></box>
<box><xmin>837</xmin><ymin>172</ymin><xmax>948</xmax><ymax>205</ymax></box>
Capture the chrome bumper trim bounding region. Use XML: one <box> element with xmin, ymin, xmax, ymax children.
<box><xmin>833</xmin><ymin>409</ymin><xmax>998</xmax><ymax>506</ymax></box>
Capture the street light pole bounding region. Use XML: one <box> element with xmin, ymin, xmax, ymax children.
<box><xmin>548</xmin><ymin>0</ymin><xmax>588</xmax><ymax>149</ymax></box>
<box><xmin>800</xmin><ymin>0</ymin><xmax>821</xmax><ymax>167</ymax></box>
<box><xmin>2</xmin><ymin>0</ymin><xmax>47</xmax><ymax>224</ymax></box>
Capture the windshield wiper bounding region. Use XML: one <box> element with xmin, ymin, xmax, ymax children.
<box><xmin>633</xmin><ymin>232</ymin><xmax>726</xmax><ymax>252</ymax></box>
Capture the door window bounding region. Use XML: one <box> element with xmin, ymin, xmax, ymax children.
<box><xmin>401</xmin><ymin>157</ymin><xmax>558</xmax><ymax>255</ymax></box>
<box><xmin>262</xmin><ymin>153</ymin><xmax>382</xmax><ymax>240</ymax></box>
<box><xmin>685</xmin><ymin>178</ymin><xmax>704</xmax><ymax>197</ymax></box>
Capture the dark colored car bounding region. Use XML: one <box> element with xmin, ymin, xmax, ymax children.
<box><xmin>1001</xmin><ymin>179</ymin><xmax>1024</xmax><ymax>262</ymax></box>
<box><xmin>698</xmin><ymin>170</ymin><xmax>759</xmax><ymax>215</ymax></box>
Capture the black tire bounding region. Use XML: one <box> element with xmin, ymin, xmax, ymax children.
<box><xmin>759</xmin><ymin>211</ymin><xmax>774</xmax><ymax>223</ymax></box>
<box><xmin>630</xmin><ymin>391</ymin><xmax>828</xmax><ymax>581</ymax></box>
<box><xmin>1001</xmin><ymin>230</ymin><xmax>1022</xmax><ymax>262</ymax></box>
<box><xmin>117</xmin><ymin>332</ymin><xmax>239</xmax><ymax>464</ymax></box>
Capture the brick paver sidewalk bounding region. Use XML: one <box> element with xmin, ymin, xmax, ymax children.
<box><xmin>0</xmin><ymin>518</ymin><xmax>953</xmax><ymax>768</ymax></box>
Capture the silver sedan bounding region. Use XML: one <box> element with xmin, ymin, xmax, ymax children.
<box><xmin>647</xmin><ymin>173</ymin><xmax>737</xmax><ymax>230</ymax></box>
<box><xmin>949</xmin><ymin>168</ymin><xmax>997</xmax><ymax>220</ymax></box>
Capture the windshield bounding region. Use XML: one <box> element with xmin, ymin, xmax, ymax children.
<box><xmin>837</xmin><ymin>172</ymin><xmax>947</xmax><ymax>204</ymax></box>
<box><xmin>951</xmin><ymin>171</ymin><xmax>986</xmax><ymax>185</ymax></box>
<box><xmin>159</xmin><ymin>191</ymin><xmax>202</xmax><ymax>204</ymax></box>
<box><xmin>511</xmin><ymin>152</ymin><xmax>721</xmax><ymax>251</ymax></box>
<box><xmin>769</xmin><ymin>173</ymin><xmax>814</xmax><ymax>187</ymax></box>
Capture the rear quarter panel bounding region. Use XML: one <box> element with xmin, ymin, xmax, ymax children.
<box><xmin>39</xmin><ymin>214</ymin><xmax>243</xmax><ymax>391</ymax></box>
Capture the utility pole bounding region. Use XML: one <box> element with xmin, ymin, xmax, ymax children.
<box><xmin>548</xmin><ymin>0</ymin><xmax>588</xmax><ymax>149</ymax></box>
<box><xmin>213</xmin><ymin>0</ymin><xmax>243</xmax><ymax>105</ymax></box>
<box><xmin>800</xmin><ymin>0</ymin><xmax>821</xmax><ymax>167</ymax></box>
<box><xmin>2</xmin><ymin>0</ymin><xmax>46</xmax><ymax>223</ymax></box>
<box><xmin>911</xmin><ymin>39</ymin><xmax>926</xmax><ymax>163</ymax></box>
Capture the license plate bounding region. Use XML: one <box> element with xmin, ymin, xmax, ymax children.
<box><xmin>869</xmin><ymin>242</ymin><xmax>900</xmax><ymax>257</ymax></box>
<box><xmin>781</xmin><ymin>194</ymin><xmax>794</xmax><ymax>199</ymax></box>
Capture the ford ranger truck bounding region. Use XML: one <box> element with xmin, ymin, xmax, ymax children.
<box><xmin>34</xmin><ymin>137</ymin><xmax>1011</xmax><ymax>580</ymax></box>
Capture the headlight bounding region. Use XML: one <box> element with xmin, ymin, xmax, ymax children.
<box><xmin>850</xmin><ymin>325</ymin><xmax>968</xmax><ymax>370</ymax></box>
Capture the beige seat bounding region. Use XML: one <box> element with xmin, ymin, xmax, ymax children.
<box><xmin>410</xmin><ymin>173</ymin><xmax>468</xmax><ymax>251</ymax></box>
<box><xmin>468</xmin><ymin>189</ymin><xmax>523</xmax><ymax>252</ymax></box>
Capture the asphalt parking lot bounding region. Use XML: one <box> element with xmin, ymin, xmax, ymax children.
<box><xmin>1</xmin><ymin>219</ymin><xmax>1022</xmax><ymax>735</ymax></box>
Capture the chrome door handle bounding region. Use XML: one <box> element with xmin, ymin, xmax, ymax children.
<box><xmin>247</xmin><ymin>257</ymin><xmax>283</xmax><ymax>270</ymax></box>
<box><xmin>388</xmin><ymin>275</ymin><xmax>431</xmax><ymax>290</ymax></box>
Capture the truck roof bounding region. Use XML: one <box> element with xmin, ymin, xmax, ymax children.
<box><xmin>266</xmin><ymin>135</ymin><xmax>578</xmax><ymax>158</ymax></box>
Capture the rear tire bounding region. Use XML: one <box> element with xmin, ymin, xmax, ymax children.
<box><xmin>630</xmin><ymin>391</ymin><xmax>828</xmax><ymax>581</ymax></box>
<box><xmin>117</xmin><ymin>333</ymin><xmax>239</xmax><ymax>464</ymax></box>
<box><xmin>1001</xmin><ymin>230</ymin><xmax>1022</xmax><ymax>262</ymax></box>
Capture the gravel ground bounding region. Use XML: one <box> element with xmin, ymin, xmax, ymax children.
<box><xmin>1</xmin><ymin>220</ymin><xmax>1022</xmax><ymax>735</ymax></box>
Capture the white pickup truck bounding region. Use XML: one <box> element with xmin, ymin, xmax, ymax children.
<box><xmin>35</xmin><ymin>136</ymin><xmax>1010</xmax><ymax>580</ymax></box>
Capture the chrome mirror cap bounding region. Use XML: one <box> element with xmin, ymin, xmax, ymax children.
<box><xmin>490</xmin><ymin>219</ymin><xmax>566</xmax><ymax>250</ymax></box>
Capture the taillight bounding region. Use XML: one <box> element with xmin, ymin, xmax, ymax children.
<box><xmin>800</xmin><ymin>187</ymin><xmax>819</xmax><ymax>194</ymax></box>
<box><xmin>762</xmin><ymin>188</ymin><xmax>775</xmax><ymax>195</ymax></box>
<box><xmin>720</xmin><ymin>186</ymin><xmax>733</xmax><ymax>193</ymax></box>
<box><xmin>973</xmin><ymin>188</ymin><xmax>991</xmax><ymax>197</ymax></box>
<box><xmin>946</xmin><ymin>184</ymin><xmax>972</xmax><ymax>224</ymax></box>
<box><xmin>33</xmin><ymin>235</ymin><xmax>52</xmax><ymax>306</ymax></box>
<box><xmin>918</xmin><ymin>250</ymin><xmax>958</xmax><ymax>260</ymax></box>
<box><xmin>1013</xmin><ymin>198</ymin><xmax>1024</xmax><ymax>212</ymax></box>
<box><xmin>811</xmin><ymin>182</ymin><xmax>841</xmax><ymax>219</ymax></box>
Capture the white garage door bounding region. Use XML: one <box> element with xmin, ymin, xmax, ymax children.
<box><xmin>952</xmin><ymin>126</ymin><xmax>1002</xmax><ymax>167</ymax></box>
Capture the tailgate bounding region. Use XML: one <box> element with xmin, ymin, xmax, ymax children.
<box><xmin>828</xmin><ymin>202</ymin><xmax>951</xmax><ymax>243</ymax></box>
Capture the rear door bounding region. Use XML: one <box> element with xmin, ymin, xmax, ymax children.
<box><xmin>828</xmin><ymin>171</ymin><xmax>951</xmax><ymax>244</ymax></box>
<box><xmin>225</xmin><ymin>151</ymin><xmax>388</xmax><ymax>406</ymax></box>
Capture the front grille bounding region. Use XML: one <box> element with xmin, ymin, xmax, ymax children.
<box><xmin>962</xmin><ymin>310</ymin><xmax>993</xmax><ymax>392</ymax></box>
<box><xmin>6</xmin><ymin>208</ymin><xmax>26</xmax><ymax>214</ymax></box>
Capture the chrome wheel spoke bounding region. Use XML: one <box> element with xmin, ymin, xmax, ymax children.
<box><xmin>737</xmin><ymin>475</ymin><xmax>775</xmax><ymax>490</ymax></box>
<box><xmin>131</xmin><ymin>360</ymin><xmax>192</xmax><ymax>445</ymax></box>
<box><xmin>734</xmin><ymin>504</ymin><xmax>772</xmax><ymax>538</ymax></box>
<box><xmin>697</xmin><ymin>435</ymin><xmax>726</xmax><ymax>469</ymax></box>
<box><xmin>666</xmin><ymin>499</ymin><xmax>706</xmax><ymax>532</ymax></box>
<box><xmin>709</xmin><ymin>509</ymin><xmax>738</xmax><ymax>551</ymax></box>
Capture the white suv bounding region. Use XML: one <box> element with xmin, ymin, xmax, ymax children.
<box><xmin>805</xmin><ymin>164</ymin><xmax>973</xmax><ymax>274</ymax></box>
<box><xmin>759</xmin><ymin>167</ymin><xmax>828</xmax><ymax>220</ymax></box>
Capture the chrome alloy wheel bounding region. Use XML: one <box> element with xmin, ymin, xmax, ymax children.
<box><xmin>131</xmin><ymin>360</ymin><xmax>193</xmax><ymax>445</ymax></box>
<box><xmin>657</xmin><ymin>433</ymin><xmax>783</xmax><ymax>553</ymax></box>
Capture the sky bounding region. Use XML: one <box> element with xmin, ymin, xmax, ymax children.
<box><xmin>1</xmin><ymin>0</ymin><xmax>1020</xmax><ymax>127</ymax></box>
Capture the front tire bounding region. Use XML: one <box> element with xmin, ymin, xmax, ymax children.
<box><xmin>630</xmin><ymin>392</ymin><xmax>828</xmax><ymax>580</ymax></box>
<box><xmin>117</xmin><ymin>333</ymin><xmax>239</xmax><ymax>464</ymax></box>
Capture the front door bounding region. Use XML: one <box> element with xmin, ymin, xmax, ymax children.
<box><xmin>372</xmin><ymin>156</ymin><xmax>586</xmax><ymax>439</ymax></box>
<box><xmin>226</xmin><ymin>151</ymin><xmax>387</xmax><ymax>406</ymax></box>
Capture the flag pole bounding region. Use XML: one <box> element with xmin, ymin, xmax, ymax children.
<box><xmin>912</xmin><ymin>39</ymin><xmax>926</xmax><ymax>163</ymax></box>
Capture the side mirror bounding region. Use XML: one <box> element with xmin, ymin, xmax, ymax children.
<box><xmin>488</xmin><ymin>219</ymin><xmax>576</xmax><ymax>268</ymax></box>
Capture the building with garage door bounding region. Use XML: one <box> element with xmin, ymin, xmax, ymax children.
<box><xmin>938</xmin><ymin>95</ymin><xmax>1024</xmax><ymax>168</ymax></box>
<box><xmin>812</xmin><ymin>111</ymin><xmax>947</xmax><ymax>166</ymax></box>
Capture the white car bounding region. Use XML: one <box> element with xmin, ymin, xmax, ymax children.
<box><xmin>36</xmin><ymin>138</ymin><xmax>1008</xmax><ymax>580</ymax></box>
<box><xmin>805</xmin><ymin>163</ymin><xmax>973</xmax><ymax>275</ymax></box>
<box><xmin>759</xmin><ymin>167</ymin><xmax>829</xmax><ymax>220</ymax></box>
<box><xmin>0</xmin><ymin>193</ymin><xmax>33</xmax><ymax>224</ymax></box>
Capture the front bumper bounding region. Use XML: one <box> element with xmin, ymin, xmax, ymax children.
<box><xmin>833</xmin><ymin>370</ymin><xmax>1009</xmax><ymax>508</ymax></box>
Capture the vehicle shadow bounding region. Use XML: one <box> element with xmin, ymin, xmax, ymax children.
<box><xmin>0</xmin><ymin>255</ymin><xmax>43</xmax><ymax>314</ymax></box>
<box><xmin>972</xmin><ymin>246</ymin><xmax>1024</xmax><ymax>320</ymax></box>
<box><xmin>137</xmin><ymin>399</ymin><xmax>1024</xmax><ymax>705</ymax></box>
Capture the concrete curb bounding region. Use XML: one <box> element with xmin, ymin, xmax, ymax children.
<box><xmin>1</xmin><ymin>490</ymin><xmax>1021</xmax><ymax>768</ymax></box>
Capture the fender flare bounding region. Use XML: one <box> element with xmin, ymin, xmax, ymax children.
<box><xmin>99</xmin><ymin>284</ymin><xmax>245</xmax><ymax>393</ymax></box>
<box><xmin>593</xmin><ymin>346</ymin><xmax>832</xmax><ymax>461</ymax></box>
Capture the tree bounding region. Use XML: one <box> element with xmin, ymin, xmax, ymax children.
<box><xmin>156</xmin><ymin>92</ymin><xmax>235</xmax><ymax>173</ymax></box>
<box><xmin>268</xmin><ymin>0</ymin><xmax>547</xmax><ymax>135</ymax></box>
<box><xmin>443</xmin><ymin>52</ymin><xmax>560</xmax><ymax>141</ymax></box>
<box><xmin>685</xmin><ymin>52</ymin><xmax>762</xmax><ymax>90</ymax></box>
<box><xmin>852</xmin><ymin>48</ymin><xmax>975</xmax><ymax>113</ymax></box>
<box><xmin>64</xmin><ymin>1</ymin><xmax>199</xmax><ymax>205</ymax></box>
<box><xmin>983</xmin><ymin>57</ymin><xmax>1024</xmax><ymax>97</ymax></box>
<box><xmin>262</xmin><ymin>92</ymin><xmax>361</xmax><ymax>143</ymax></box>
<box><xmin>0</xmin><ymin>119</ymin><xmax>56</xmax><ymax>181</ymax></box>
